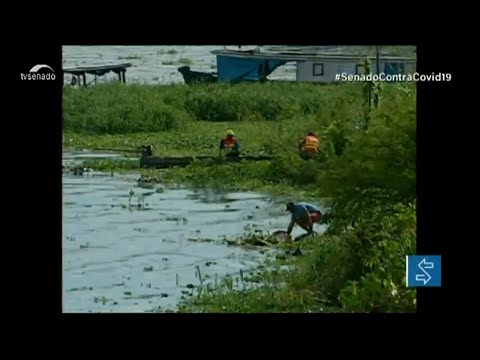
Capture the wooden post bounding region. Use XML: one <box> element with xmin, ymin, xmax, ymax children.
<box><xmin>376</xmin><ymin>45</ymin><xmax>380</xmax><ymax>75</ymax></box>
<box><xmin>95</xmin><ymin>74</ymin><xmax>97</xmax><ymax>84</ymax></box>
<box><xmin>118</xmin><ymin>71</ymin><xmax>122</xmax><ymax>82</ymax></box>
<box><xmin>82</xmin><ymin>73</ymin><xmax>86</xmax><ymax>87</ymax></box>
<box><xmin>122</xmin><ymin>71</ymin><xmax>126</xmax><ymax>83</ymax></box>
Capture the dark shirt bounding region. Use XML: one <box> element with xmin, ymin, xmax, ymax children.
<box><xmin>291</xmin><ymin>202</ymin><xmax>322</xmax><ymax>221</ymax></box>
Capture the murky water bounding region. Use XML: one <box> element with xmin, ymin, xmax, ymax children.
<box><xmin>62</xmin><ymin>151</ymin><xmax>324</xmax><ymax>313</ymax></box>
<box><xmin>62</xmin><ymin>149</ymin><xmax>138</xmax><ymax>162</ymax></box>
<box><xmin>62</xmin><ymin>46</ymin><xmax>297</xmax><ymax>85</ymax></box>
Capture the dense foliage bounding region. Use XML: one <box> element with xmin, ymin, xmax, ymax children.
<box><xmin>63</xmin><ymin>82</ymin><xmax>365</xmax><ymax>134</ymax></box>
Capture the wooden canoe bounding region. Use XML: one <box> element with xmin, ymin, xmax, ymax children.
<box><xmin>139</xmin><ymin>155</ymin><xmax>273</xmax><ymax>169</ymax></box>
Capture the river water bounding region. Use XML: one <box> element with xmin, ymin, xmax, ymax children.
<box><xmin>62</xmin><ymin>151</ymin><xmax>325</xmax><ymax>312</ymax></box>
<box><xmin>62</xmin><ymin>45</ymin><xmax>297</xmax><ymax>85</ymax></box>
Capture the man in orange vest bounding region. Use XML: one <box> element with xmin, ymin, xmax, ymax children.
<box><xmin>219</xmin><ymin>130</ymin><xmax>240</xmax><ymax>158</ymax></box>
<box><xmin>298</xmin><ymin>132</ymin><xmax>319</xmax><ymax>159</ymax></box>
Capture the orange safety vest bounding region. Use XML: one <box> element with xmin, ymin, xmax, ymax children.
<box><xmin>223</xmin><ymin>136</ymin><xmax>237</xmax><ymax>149</ymax></box>
<box><xmin>302</xmin><ymin>135</ymin><xmax>319</xmax><ymax>153</ymax></box>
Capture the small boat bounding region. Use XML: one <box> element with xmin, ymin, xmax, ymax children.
<box><xmin>177</xmin><ymin>66</ymin><xmax>217</xmax><ymax>84</ymax></box>
<box><xmin>140</xmin><ymin>155</ymin><xmax>273</xmax><ymax>169</ymax></box>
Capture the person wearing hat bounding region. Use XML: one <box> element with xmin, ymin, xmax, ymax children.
<box><xmin>219</xmin><ymin>130</ymin><xmax>240</xmax><ymax>158</ymax></box>
<box><xmin>298</xmin><ymin>131</ymin><xmax>319</xmax><ymax>160</ymax></box>
<box><xmin>285</xmin><ymin>201</ymin><xmax>323</xmax><ymax>236</ymax></box>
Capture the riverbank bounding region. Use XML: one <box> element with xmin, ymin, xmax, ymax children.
<box><xmin>63</xmin><ymin>81</ymin><xmax>417</xmax><ymax>312</ymax></box>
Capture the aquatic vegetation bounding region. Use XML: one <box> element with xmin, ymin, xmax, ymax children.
<box><xmin>63</xmin><ymin>82</ymin><xmax>367</xmax><ymax>135</ymax></box>
<box><xmin>118</xmin><ymin>55</ymin><xmax>142</xmax><ymax>60</ymax></box>
<box><xmin>178</xmin><ymin>58</ymin><xmax>192</xmax><ymax>66</ymax></box>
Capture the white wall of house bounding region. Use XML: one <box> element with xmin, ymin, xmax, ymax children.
<box><xmin>296</xmin><ymin>60</ymin><xmax>417</xmax><ymax>83</ymax></box>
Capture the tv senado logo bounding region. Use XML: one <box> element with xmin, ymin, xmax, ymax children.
<box><xmin>20</xmin><ymin>64</ymin><xmax>56</xmax><ymax>80</ymax></box>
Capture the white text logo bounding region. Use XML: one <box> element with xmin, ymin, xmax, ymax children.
<box><xmin>20</xmin><ymin>64</ymin><xmax>56</xmax><ymax>81</ymax></box>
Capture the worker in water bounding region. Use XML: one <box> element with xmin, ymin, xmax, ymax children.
<box><xmin>285</xmin><ymin>201</ymin><xmax>323</xmax><ymax>236</ymax></box>
<box><xmin>219</xmin><ymin>130</ymin><xmax>240</xmax><ymax>157</ymax></box>
<box><xmin>298</xmin><ymin>131</ymin><xmax>319</xmax><ymax>159</ymax></box>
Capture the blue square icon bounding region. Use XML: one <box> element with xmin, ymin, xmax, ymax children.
<box><xmin>406</xmin><ymin>255</ymin><xmax>441</xmax><ymax>287</ymax></box>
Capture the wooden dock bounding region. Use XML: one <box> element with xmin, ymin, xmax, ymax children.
<box><xmin>63</xmin><ymin>63</ymin><xmax>132</xmax><ymax>86</ymax></box>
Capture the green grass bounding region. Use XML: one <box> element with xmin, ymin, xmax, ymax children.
<box><xmin>63</xmin><ymin>81</ymin><xmax>417</xmax><ymax>313</ymax></box>
<box><xmin>177</xmin><ymin>236</ymin><xmax>332</xmax><ymax>313</ymax></box>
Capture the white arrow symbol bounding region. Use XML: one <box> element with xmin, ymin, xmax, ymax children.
<box><xmin>420</xmin><ymin>258</ymin><xmax>434</xmax><ymax>269</ymax></box>
<box><xmin>415</xmin><ymin>273</ymin><xmax>431</xmax><ymax>284</ymax></box>
<box><xmin>416</xmin><ymin>258</ymin><xmax>433</xmax><ymax>285</ymax></box>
